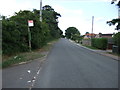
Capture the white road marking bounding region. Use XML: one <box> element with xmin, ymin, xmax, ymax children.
<box><xmin>19</xmin><ymin>62</ymin><xmax>26</xmax><ymax>64</ymax></box>
<box><xmin>19</xmin><ymin>77</ymin><xmax>23</xmax><ymax>80</ymax></box>
<box><xmin>27</xmin><ymin>70</ymin><xmax>31</xmax><ymax>73</ymax></box>
<box><xmin>29</xmin><ymin>67</ymin><xmax>42</xmax><ymax>90</ymax></box>
<box><xmin>14</xmin><ymin>56</ymin><xmax>18</xmax><ymax>59</ymax></box>
<box><xmin>27</xmin><ymin>81</ymin><xmax>31</xmax><ymax>83</ymax></box>
<box><xmin>37</xmin><ymin>68</ymin><xmax>41</xmax><ymax>75</ymax></box>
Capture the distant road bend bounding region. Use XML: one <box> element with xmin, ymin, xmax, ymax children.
<box><xmin>3</xmin><ymin>38</ymin><xmax>118</xmax><ymax>88</ymax></box>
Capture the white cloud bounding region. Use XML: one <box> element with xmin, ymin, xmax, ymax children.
<box><xmin>53</xmin><ymin>4</ymin><xmax>83</xmax><ymax>16</ymax></box>
<box><xmin>58</xmin><ymin>15</ymin><xmax>116</xmax><ymax>35</ymax></box>
<box><xmin>95</xmin><ymin>17</ymin><xmax>105</xmax><ymax>22</ymax></box>
<box><xmin>0</xmin><ymin>0</ymin><xmax>34</xmax><ymax>16</ymax></box>
<box><xmin>53</xmin><ymin>4</ymin><xmax>84</xmax><ymax>34</ymax></box>
<box><xmin>58</xmin><ymin>15</ymin><xmax>92</xmax><ymax>34</ymax></box>
<box><xmin>0</xmin><ymin>0</ymin><xmax>117</xmax><ymax>35</ymax></box>
<box><xmin>57</xmin><ymin>0</ymin><xmax>111</xmax><ymax>2</ymax></box>
<box><xmin>99</xmin><ymin>0</ymin><xmax>111</xmax><ymax>2</ymax></box>
<box><xmin>0</xmin><ymin>0</ymin><xmax>16</xmax><ymax>16</ymax></box>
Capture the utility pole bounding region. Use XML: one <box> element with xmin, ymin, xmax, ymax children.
<box><xmin>91</xmin><ymin>16</ymin><xmax>94</xmax><ymax>38</ymax></box>
<box><xmin>118</xmin><ymin>1</ymin><xmax>120</xmax><ymax>32</ymax></box>
<box><xmin>40</xmin><ymin>0</ymin><xmax>42</xmax><ymax>22</ymax></box>
<box><xmin>92</xmin><ymin>16</ymin><xmax>94</xmax><ymax>34</ymax></box>
<box><xmin>91</xmin><ymin>16</ymin><xmax>94</xmax><ymax>46</ymax></box>
<box><xmin>117</xmin><ymin>0</ymin><xmax>120</xmax><ymax>20</ymax></box>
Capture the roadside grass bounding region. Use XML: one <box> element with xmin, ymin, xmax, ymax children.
<box><xmin>108</xmin><ymin>52</ymin><xmax>120</xmax><ymax>57</ymax></box>
<box><xmin>2</xmin><ymin>52</ymin><xmax>45</xmax><ymax>68</ymax></box>
<box><xmin>2</xmin><ymin>39</ymin><xmax>59</xmax><ymax>68</ymax></box>
<box><xmin>81</xmin><ymin>44</ymin><xmax>120</xmax><ymax>57</ymax></box>
<box><xmin>81</xmin><ymin>44</ymin><xmax>99</xmax><ymax>50</ymax></box>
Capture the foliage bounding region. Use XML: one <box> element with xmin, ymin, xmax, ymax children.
<box><xmin>91</xmin><ymin>38</ymin><xmax>108</xmax><ymax>50</ymax></box>
<box><xmin>2</xmin><ymin>39</ymin><xmax>58</xmax><ymax>68</ymax></box>
<box><xmin>42</xmin><ymin>5</ymin><xmax>62</xmax><ymax>39</ymax></box>
<box><xmin>61</xmin><ymin>35</ymin><xmax>65</xmax><ymax>38</ymax></box>
<box><xmin>85</xmin><ymin>32</ymin><xmax>89</xmax><ymax>35</ymax></box>
<box><xmin>82</xmin><ymin>45</ymin><xmax>98</xmax><ymax>50</ymax></box>
<box><xmin>107</xmin><ymin>1</ymin><xmax>120</xmax><ymax>30</ymax></box>
<box><xmin>107</xmin><ymin>18</ymin><xmax>120</xmax><ymax>30</ymax></box>
<box><xmin>65</xmin><ymin>27</ymin><xmax>80</xmax><ymax>41</ymax></box>
<box><xmin>2</xmin><ymin>5</ymin><xmax>63</xmax><ymax>55</ymax></box>
<box><xmin>2</xmin><ymin>55</ymin><xmax>25</xmax><ymax>68</ymax></box>
<box><xmin>113</xmin><ymin>32</ymin><xmax>120</xmax><ymax>53</ymax></box>
<box><xmin>72</xmin><ymin>34</ymin><xmax>81</xmax><ymax>43</ymax></box>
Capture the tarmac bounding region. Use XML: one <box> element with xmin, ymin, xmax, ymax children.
<box><xmin>70</xmin><ymin>40</ymin><xmax>119</xmax><ymax>61</ymax></box>
<box><xmin>80</xmin><ymin>45</ymin><xmax>119</xmax><ymax>61</ymax></box>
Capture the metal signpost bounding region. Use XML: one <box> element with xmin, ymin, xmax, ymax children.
<box><xmin>28</xmin><ymin>20</ymin><xmax>34</xmax><ymax>52</ymax></box>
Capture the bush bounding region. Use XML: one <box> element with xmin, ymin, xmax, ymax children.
<box><xmin>91</xmin><ymin>38</ymin><xmax>108</xmax><ymax>50</ymax></box>
<box><xmin>2</xmin><ymin>8</ymin><xmax>62</xmax><ymax>55</ymax></box>
<box><xmin>113</xmin><ymin>32</ymin><xmax>120</xmax><ymax>53</ymax></box>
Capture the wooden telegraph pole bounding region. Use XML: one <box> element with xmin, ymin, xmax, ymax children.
<box><xmin>40</xmin><ymin>0</ymin><xmax>42</xmax><ymax>22</ymax></box>
<box><xmin>28</xmin><ymin>20</ymin><xmax>34</xmax><ymax>52</ymax></box>
<box><xmin>91</xmin><ymin>16</ymin><xmax>94</xmax><ymax>46</ymax></box>
<box><xmin>91</xmin><ymin>16</ymin><xmax>94</xmax><ymax>39</ymax></box>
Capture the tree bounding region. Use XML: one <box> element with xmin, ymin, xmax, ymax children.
<box><xmin>85</xmin><ymin>32</ymin><xmax>89</xmax><ymax>35</ymax></box>
<box><xmin>2</xmin><ymin>5</ymin><xmax>62</xmax><ymax>55</ymax></box>
<box><xmin>42</xmin><ymin>5</ymin><xmax>62</xmax><ymax>39</ymax></box>
<box><xmin>107</xmin><ymin>0</ymin><xmax>120</xmax><ymax>54</ymax></box>
<box><xmin>107</xmin><ymin>1</ymin><xmax>120</xmax><ymax>30</ymax></box>
<box><xmin>65</xmin><ymin>27</ymin><xmax>80</xmax><ymax>40</ymax></box>
<box><xmin>113</xmin><ymin>32</ymin><xmax>120</xmax><ymax>53</ymax></box>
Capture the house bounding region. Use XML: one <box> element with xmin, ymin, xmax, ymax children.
<box><xmin>95</xmin><ymin>33</ymin><xmax>113</xmax><ymax>38</ymax></box>
<box><xmin>83</xmin><ymin>33</ymin><xmax>114</xmax><ymax>49</ymax></box>
<box><xmin>82</xmin><ymin>33</ymin><xmax>96</xmax><ymax>46</ymax></box>
<box><xmin>84</xmin><ymin>33</ymin><xmax>96</xmax><ymax>39</ymax></box>
<box><xmin>84</xmin><ymin>33</ymin><xmax>113</xmax><ymax>39</ymax></box>
<box><xmin>101</xmin><ymin>34</ymin><xmax>113</xmax><ymax>38</ymax></box>
<box><xmin>95</xmin><ymin>33</ymin><xmax>114</xmax><ymax>49</ymax></box>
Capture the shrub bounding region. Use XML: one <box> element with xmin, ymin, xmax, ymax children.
<box><xmin>113</xmin><ymin>32</ymin><xmax>120</xmax><ymax>53</ymax></box>
<box><xmin>2</xmin><ymin>8</ymin><xmax>62</xmax><ymax>55</ymax></box>
<box><xmin>91</xmin><ymin>38</ymin><xmax>108</xmax><ymax>50</ymax></box>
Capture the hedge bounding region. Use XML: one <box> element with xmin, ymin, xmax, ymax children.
<box><xmin>2</xmin><ymin>8</ymin><xmax>63</xmax><ymax>55</ymax></box>
<box><xmin>113</xmin><ymin>32</ymin><xmax>120</xmax><ymax>54</ymax></box>
<box><xmin>91</xmin><ymin>38</ymin><xmax>108</xmax><ymax>50</ymax></box>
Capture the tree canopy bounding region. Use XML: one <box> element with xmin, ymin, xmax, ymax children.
<box><xmin>65</xmin><ymin>27</ymin><xmax>80</xmax><ymax>41</ymax></box>
<box><xmin>107</xmin><ymin>1</ymin><xmax>120</xmax><ymax>30</ymax></box>
<box><xmin>113</xmin><ymin>32</ymin><xmax>120</xmax><ymax>53</ymax></box>
<box><xmin>42</xmin><ymin>5</ymin><xmax>62</xmax><ymax>38</ymax></box>
<box><xmin>85</xmin><ymin>32</ymin><xmax>89</xmax><ymax>35</ymax></box>
<box><xmin>2</xmin><ymin>5</ymin><xmax>63</xmax><ymax>55</ymax></box>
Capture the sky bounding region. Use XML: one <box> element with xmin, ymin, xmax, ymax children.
<box><xmin>0</xmin><ymin>0</ymin><xmax>119</xmax><ymax>35</ymax></box>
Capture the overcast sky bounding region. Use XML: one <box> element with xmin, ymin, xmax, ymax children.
<box><xmin>0</xmin><ymin>0</ymin><xmax>119</xmax><ymax>35</ymax></box>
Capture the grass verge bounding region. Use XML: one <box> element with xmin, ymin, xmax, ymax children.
<box><xmin>81</xmin><ymin>44</ymin><xmax>99</xmax><ymax>50</ymax></box>
<box><xmin>108</xmin><ymin>52</ymin><xmax>120</xmax><ymax>57</ymax></box>
<box><xmin>2</xmin><ymin>39</ymin><xmax>59</xmax><ymax>68</ymax></box>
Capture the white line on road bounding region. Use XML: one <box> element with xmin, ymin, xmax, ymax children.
<box><xmin>29</xmin><ymin>67</ymin><xmax>42</xmax><ymax>90</ymax></box>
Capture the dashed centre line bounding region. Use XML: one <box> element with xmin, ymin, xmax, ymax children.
<box><xmin>29</xmin><ymin>67</ymin><xmax>42</xmax><ymax>90</ymax></box>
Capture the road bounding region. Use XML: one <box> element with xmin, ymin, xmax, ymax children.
<box><xmin>2</xmin><ymin>38</ymin><xmax>118</xmax><ymax>88</ymax></box>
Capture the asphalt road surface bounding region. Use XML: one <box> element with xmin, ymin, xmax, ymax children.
<box><xmin>3</xmin><ymin>38</ymin><xmax>118</xmax><ymax>88</ymax></box>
